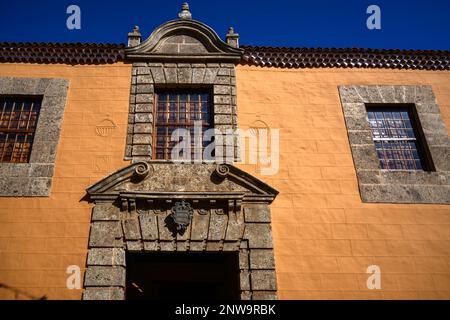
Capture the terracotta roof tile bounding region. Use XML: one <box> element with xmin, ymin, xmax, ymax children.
<box><xmin>241</xmin><ymin>45</ymin><xmax>450</xmax><ymax>70</ymax></box>
<box><xmin>0</xmin><ymin>42</ymin><xmax>449</xmax><ymax>70</ymax></box>
<box><xmin>0</xmin><ymin>42</ymin><xmax>125</xmax><ymax>64</ymax></box>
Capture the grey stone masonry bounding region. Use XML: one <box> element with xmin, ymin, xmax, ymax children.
<box><xmin>83</xmin><ymin>201</ymin><xmax>277</xmax><ymax>300</ymax></box>
<box><xmin>83</xmin><ymin>163</ymin><xmax>278</xmax><ymax>300</ymax></box>
<box><xmin>87</xmin><ymin>248</ymin><xmax>125</xmax><ymax>266</ymax></box>
<box><xmin>125</xmin><ymin>62</ymin><xmax>239</xmax><ymax>162</ymax></box>
<box><xmin>84</xmin><ymin>266</ymin><xmax>126</xmax><ymax>287</ymax></box>
<box><xmin>122</xmin><ymin>6</ymin><xmax>242</xmax><ymax>163</ymax></box>
<box><xmin>83</xmin><ymin>287</ymin><xmax>124</xmax><ymax>300</ymax></box>
<box><xmin>0</xmin><ymin>77</ymin><xmax>69</xmax><ymax>197</ymax></box>
<box><xmin>339</xmin><ymin>85</ymin><xmax>450</xmax><ymax>204</ymax></box>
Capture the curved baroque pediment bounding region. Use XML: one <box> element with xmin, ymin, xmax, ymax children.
<box><xmin>125</xmin><ymin>19</ymin><xmax>243</xmax><ymax>62</ymax></box>
<box><xmin>86</xmin><ymin>163</ymin><xmax>278</xmax><ymax>203</ymax></box>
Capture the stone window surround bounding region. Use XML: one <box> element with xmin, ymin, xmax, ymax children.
<box><xmin>125</xmin><ymin>62</ymin><xmax>239</xmax><ymax>163</ymax></box>
<box><xmin>0</xmin><ymin>77</ymin><xmax>69</xmax><ymax>197</ymax></box>
<box><xmin>339</xmin><ymin>85</ymin><xmax>450</xmax><ymax>204</ymax></box>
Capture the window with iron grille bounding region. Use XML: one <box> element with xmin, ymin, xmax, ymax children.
<box><xmin>154</xmin><ymin>91</ymin><xmax>212</xmax><ymax>160</ymax></box>
<box><xmin>366</xmin><ymin>106</ymin><xmax>432</xmax><ymax>171</ymax></box>
<box><xmin>0</xmin><ymin>96</ymin><xmax>42</xmax><ymax>163</ymax></box>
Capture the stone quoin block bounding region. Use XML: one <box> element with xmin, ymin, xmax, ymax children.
<box><xmin>84</xmin><ymin>266</ymin><xmax>126</xmax><ymax>287</ymax></box>
<box><xmin>87</xmin><ymin>248</ymin><xmax>126</xmax><ymax>266</ymax></box>
<box><xmin>243</xmin><ymin>224</ymin><xmax>274</xmax><ymax>249</ymax></box>
<box><xmin>250</xmin><ymin>270</ymin><xmax>277</xmax><ymax>291</ymax></box>
<box><xmin>83</xmin><ymin>288</ymin><xmax>125</xmax><ymax>300</ymax></box>
<box><xmin>88</xmin><ymin>221</ymin><xmax>123</xmax><ymax>248</ymax></box>
<box><xmin>249</xmin><ymin>249</ymin><xmax>276</xmax><ymax>269</ymax></box>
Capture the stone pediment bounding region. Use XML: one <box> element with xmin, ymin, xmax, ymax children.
<box><xmin>86</xmin><ymin>163</ymin><xmax>278</xmax><ymax>203</ymax></box>
<box><xmin>125</xmin><ymin>19</ymin><xmax>243</xmax><ymax>62</ymax></box>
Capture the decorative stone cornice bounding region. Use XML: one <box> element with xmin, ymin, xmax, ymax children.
<box><xmin>215</xmin><ymin>164</ymin><xmax>279</xmax><ymax>199</ymax></box>
<box><xmin>86</xmin><ymin>161</ymin><xmax>151</xmax><ymax>198</ymax></box>
<box><xmin>85</xmin><ymin>163</ymin><xmax>278</xmax><ymax>203</ymax></box>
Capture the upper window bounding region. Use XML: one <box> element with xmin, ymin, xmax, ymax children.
<box><xmin>339</xmin><ymin>85</ymin><xmax>449</xmax><ymax>204</ymax></box>
<box><xmin>0</xmin><ymin>96</ymin><xmax>42</xmax><ymax>163</ymax></box>
<box><xmin>366</xmin><ymin>106</ymin><xmax>432</xmax><ymax>171</ymax></box>
<box><xmin>153</xmin><ymin>90</ymin><xmax>212</xmax><ymax>160</ymax></box>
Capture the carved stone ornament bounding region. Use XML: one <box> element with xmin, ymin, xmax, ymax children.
<box><xmin>170</xmin><ymin>200</ymin><xmax>194</xmax><ymax>231</ymax></box>
<box><xmin>84</xmin><ymin>163</ymin><xmax>280</xmax><ymax>300</ymax></box>
<box><xmin>95</xmin><ymin>118</ymin><xmax>116</xmax><ymax>137</ymax></box>
<box><xmin>134</xmin><ymin>162</ymin><xmax>151</xmax><ymax>179</ymax></box>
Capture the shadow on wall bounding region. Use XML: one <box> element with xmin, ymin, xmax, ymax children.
<box><xmin>0</xmin><ymin>283</ymin><xmax>47</xmax><ymax>300</ymax></box>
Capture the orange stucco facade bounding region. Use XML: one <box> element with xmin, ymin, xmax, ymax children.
<box><xmin>0</xmin><ymin>62</ymin><xmax>132</xmax><ymax>299</ymax></box>
<box><xmin>0</xmin><ymin>62</ymin><xmax>449</xmax><ymax>299</ymax></box>
<box><xmin>236</xmin><ymin>65</ymin><xmax>450</xmax><ymax>299</ymax></box>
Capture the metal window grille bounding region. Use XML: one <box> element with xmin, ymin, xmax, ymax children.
<box><xmin>367</xmin><ymin>107</ymin><xmax>424</xmax><ymax>170</ymax></box>
<box><xmin>0</xmin><ymin>96</ymin><xmax>42</xmax><ymax>163</ymax></box>
<box><xmin>154</xmin><ymin>91</ymin><xmax>212</xmax><ymax>160</ymax></box>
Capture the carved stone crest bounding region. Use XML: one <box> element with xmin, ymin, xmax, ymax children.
<box><xmin>170</xmin><ymin>200</ymin><xmax>193</xmax><ymax>232</ymax></box>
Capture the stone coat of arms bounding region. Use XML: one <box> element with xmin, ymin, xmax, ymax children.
<box><xmin>170</xmin><ymin>200</ymin><xmax>194</xmax><ymax>232</ymax></box>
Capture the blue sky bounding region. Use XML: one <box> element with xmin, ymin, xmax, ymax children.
<box><xmin>0</xmin><ymin>0</ymin><xmax>449</xmax><ymax>50</ymax></box>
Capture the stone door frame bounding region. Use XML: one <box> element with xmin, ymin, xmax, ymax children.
<box><xmin>82</xmin><ymin>163</ymin><xmax>278</xmax><ymax>300</ymax></box>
